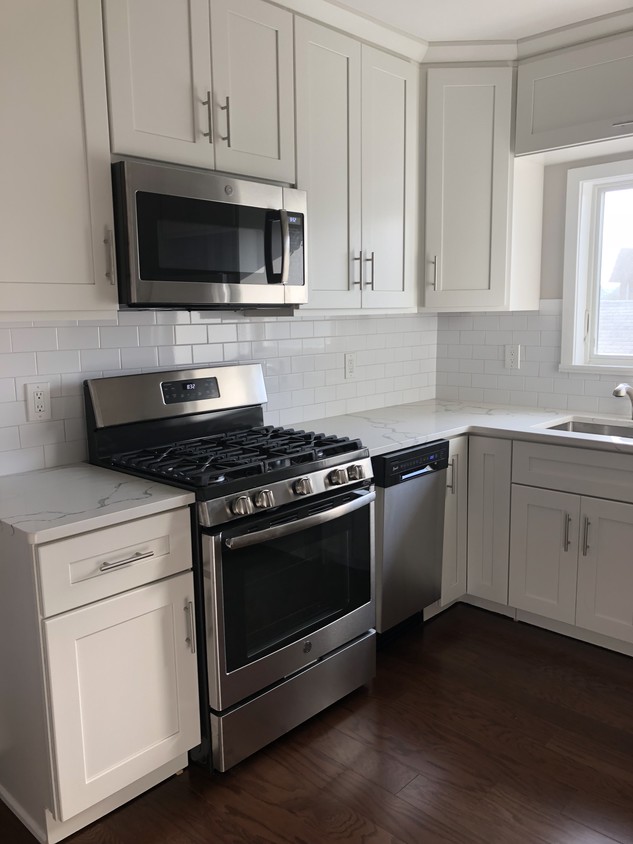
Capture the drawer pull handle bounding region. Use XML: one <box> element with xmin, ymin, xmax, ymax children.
<box><xmin>99</xmin><ymin>550</ymin><xmax>154</xmax><ymax>572</ymax></box>
<box><xmin>184</xmin><ymin>601</ymin><xmax>196</xmax><ymax>653</ymax></box>
<box><xmin>447</xmin><ymin>455</ymin><xmax>457</xmax><ymax>495</ymax></box>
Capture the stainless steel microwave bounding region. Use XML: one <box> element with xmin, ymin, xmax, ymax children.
<box><xmin>112</xmin><ymin>159</ymin><xmax>307</xmax><ymax>310</ymax></box>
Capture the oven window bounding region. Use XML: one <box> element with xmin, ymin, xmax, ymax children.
<box><xmin>136</xmin><ymin>192</ymin><xmax>281</xmax><ymax>284</ymax></box>
<box><xmin>220</xmin><ymin>497</ymin><xmax>371</xmax><ymax>672</ymax></box>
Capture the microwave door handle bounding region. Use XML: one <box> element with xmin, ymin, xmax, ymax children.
<box><xmin>264</xmin><ymin>210</ymin><xmax>284</xmax><ymax>284</ymax></box>
<box><xmin>279</xmin><ymin>209</ymin><xmax>290</xmax><ymax>284</ymax></box>
<box><xmin>224</xmin><ymin>491</ymin><xmax>375</xmax><ymax>551</ymax></box>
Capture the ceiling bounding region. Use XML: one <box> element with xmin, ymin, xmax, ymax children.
<box><xmin>328</xmin><ymin>0</ymin><xmax>633</xmax><ymax>42</ymax></box>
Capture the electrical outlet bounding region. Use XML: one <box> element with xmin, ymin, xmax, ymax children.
<box><xmin>25</xmin><ymin>382</ymin><xmax>51</xmax><ymax>422</ymax></box>
<box><xmin>504</xmin><ymin>344</ymin><xmax>521</xmax><ymax>370</ymax></box>
<box><xmin>344</xmin><ymin>352</ymin><xmax>357</xmax><ymax>380</ymax></box>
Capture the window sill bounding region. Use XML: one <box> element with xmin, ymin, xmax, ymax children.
<box><xmin>559</xmin><ymin>363</ymin><xmax>633</xmax><ymax>376</ymax></box>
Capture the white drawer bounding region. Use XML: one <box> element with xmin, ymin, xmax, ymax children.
<box><xmin>513</xmin><ymin>441</ymin><xmax>633</xmax><ymax>503</ymax></box>
<box><xmin>37</xmin><ymin>508</ymin><xmax>192</xmax><ymax>617</ymax></box>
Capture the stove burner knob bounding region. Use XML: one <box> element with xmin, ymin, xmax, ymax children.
<box><xmin>347</xmin><ymin>464</ymin><xmax>365</xmax><ymax>481</ymax></box>
<box><xmin>254</xmin><ymin>489</ymin><xmax>275</xmax><ymax>509</ymax></box>
<box><xmin>328</xmin><ymin>467</ymin><xmax>349</xmax><ymax>485</ymax></box>
<box><xmin>231</xmin><ymin>496</ymin><xmax>252</xmax><ymax>517</ymax></box>
<box><xmin>294</xmin><ymin>477</ymin><xmax>313</xmax><ymax>496</ymax></box>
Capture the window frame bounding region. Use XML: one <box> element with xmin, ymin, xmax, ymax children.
<box><xmin>561</xmin><ymin>158</ymin><xmax>633</xmax><ymax>373</ymax></box>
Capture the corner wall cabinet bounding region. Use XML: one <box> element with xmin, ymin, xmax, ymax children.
<box><xmin>296</xmin><ymin>19</ymin><xmax>418</xmax><ymax>310</ymax></box>
<box><xmin>424</xmin><ymin>67</ymin><xmax>543</xmax><ymax>312</ymax></box>
<box><xmin>0</xmin><ymin>0</ymin><xmax>117</xmax><ymax>316</ymax></box>
<box><xmin>515</xmin><ymin>32</ymin><xmax>633</xmax><ymax>154</ymax></box>
<box><xmin>103</xmin><ymin>0</ymin><xmax>295</xmax><ymax>182</ymax></box>
<box><xmin>0</xmin><ymin>507</ymin><xmax>199</xmax><ymax>843</ymax></box>
<box><xmin>440</xmin><ymin>436</ymin><xmax>468</xmax><ymax>606</ymax></box>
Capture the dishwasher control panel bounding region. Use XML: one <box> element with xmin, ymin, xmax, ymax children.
<box><xmin>372</xmin><ymin>440</ymin><xmax>449</xmax><ymax>487</ymax></box>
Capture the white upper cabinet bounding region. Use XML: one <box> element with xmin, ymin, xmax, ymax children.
<box><xmin>295</xmin><ymin>21</ymin><xmax>362</xmax><ymax>309</ymax></box>
<box><xmin>360</xmin><ymin>47</ymin><xmax>418</xmax><ymax>309</ymax></box>
<box><xmin>424</xmin><ymin>67</ymin><xmax>543</xmax><ymax>312</ymax></box>
<box><xmin>210</xmin><ymin>0</ymin><xmax>295</xmax><ymax>181</ymax></box>
<box><xmin>516</xmin><ymin>32</ymin><xmax>633</xmax><ymax>155</ymax></box>
<box><xmin>102</xmin><ymin>0</ymin><xmax>213</xmax><ymax>168</ymax></box>
<box><xmin>103</xmin><ymin>0</ymin><xmax>295</xmax><ymax>182</ymax></box>
<box><xmin>296</xmin><ymin>21</ymin><xmax>418</xmax><ymax>311</ymax></box>
<box><xmin>0</xmin><ymin>0</ymin><xmax>117</xmax><ymax>316</ymax></box>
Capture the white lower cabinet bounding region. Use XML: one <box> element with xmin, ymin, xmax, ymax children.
<box><xmin>440</xmin><ymin>436</ymin><xmax>468</xmax><ymax>606</ymax></box>
<box><xmin>44</xmin><ymin>573</ymin><xmax>199</xmax><ymax>822</ymax></box>
<box><xmin>509</xmin><ymin>485</ymin><xmax>580</xmax><ymax>624</ymax></box>
<box><xmin>509</xmin><ymin>443</ymin><xmax>633</xmax><ymax>643</ymax></box>
<box><xmin>576</xmin><ymin>496</ymin><xmax>633</xmax><ymax>644</ymax></box>
<box><xmin>467</xmin><ymin>437</ymin><xmax>511</xmax><ymax>604</ymax></box>
<box><xmin>0</xmin><ymin>506</ymin><xmax>199</xmax><ymax>843</ymax></box>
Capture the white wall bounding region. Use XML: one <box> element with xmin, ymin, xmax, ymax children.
<box><xmin>0</xmin><ymin>311</ymin><xmax>437</xmax><ymax>476</ymax></box>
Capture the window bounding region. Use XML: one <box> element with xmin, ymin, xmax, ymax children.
<box><xmin>561</xmin><ymin>159</ymin><xmax>633</xmax><ymax>371</ymax></box>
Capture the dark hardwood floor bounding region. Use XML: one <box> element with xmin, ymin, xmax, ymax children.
<box><xmin>3</xmin><ymin>604</ymin><xmax>633</xmax><ymax>843</ymax></box>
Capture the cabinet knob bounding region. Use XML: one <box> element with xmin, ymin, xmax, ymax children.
<box><xmin>347</xmin><ymin>464</ymin><xmax>364</xmax><ymax>481</ymax></box>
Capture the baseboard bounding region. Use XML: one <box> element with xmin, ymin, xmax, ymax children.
<box><xmin>0</xmin><ymin>782</ymin><xmax>47</xmax><ymax>843</ymax></box>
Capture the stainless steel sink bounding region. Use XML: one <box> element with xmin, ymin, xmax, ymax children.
<box><xmin>547</xmin><ymin>420</ymin><xmax>633</xmax><ymax>437</ymax></box>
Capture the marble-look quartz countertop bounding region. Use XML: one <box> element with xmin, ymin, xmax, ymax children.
<box><xmin>0</xmin><ymin>464</ymin><xmax>194</xmax><ymax>544</ymax></box>
<box><xmin>301</xmin><ymin>400</ymin><xmax>633</xmax><ymax>457</ymax></box>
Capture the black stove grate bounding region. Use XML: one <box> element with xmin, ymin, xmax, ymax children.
<box><xmin>108</xmin><ymin>426</ymin><xmax>363</xmax><ymax>488</ymax></box>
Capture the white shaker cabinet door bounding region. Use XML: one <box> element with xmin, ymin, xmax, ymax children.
<box><xmin>43</xmin><ymin>573</ymin><xmax>200</xmax><ymax>822</ymax></box>
<box><xmin>0</xmin><ymin>0</ymin><xmax>117</xmax><ymax>314</ymax></box>
<box><xmin>441</xmin><ymin>436</ymin><xmax>468</xmax><ymax>606</ymax></box>
<box><xmin>360</xmin><ymin>47</ymin><xmax>418</xmax><ymax>309</ymax></box>
<box><xmin>467</xmin><ymin>437</ymin><xmax>512</xmax><ymax>604</ymax></box>
<box><xmin>103</xmin><ymin>0</ymin><xmax>213</xmax><ymax>168</ymax></box>
<box><xmin>509</xmin><ymin>485</ymin><xmax>580</xmax><ymax>624</ymax></box>
<box><xmin>576</xmin><ymin>496</ymin><xmax>633</xmax><ymax>644</ymax></box>
<box><xmin>425</xmin><ymin>67</ymin><xmax>513</xmax><ymax>311</ymax></box>
<box><xmin>516</xmin><ymin>33</ymin><xmax>633</xmax><ymax>154</ymax></box>
<box><xmin>295</xmin><ymin>20</ymin><xmax>362</xmax><ymax>309</ymax></box>
<box><xmin>210</xmin><ymin>0</ymin><xmax>295</xmax><ymax>182</ymax></box>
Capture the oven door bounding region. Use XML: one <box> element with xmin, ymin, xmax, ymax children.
<box><xmin>202</xmin><ymin>487</ymin><xmax>375</xmax><ymax>711</ymax></box>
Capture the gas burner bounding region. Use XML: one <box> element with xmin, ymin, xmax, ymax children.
<box><xmin>108</xmin><ymin>427</ymin><xmax>363</xmax><ymax>492</ymax></box>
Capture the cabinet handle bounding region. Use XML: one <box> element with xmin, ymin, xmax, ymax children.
<box><xmin>201</xmin><ymin>91</ymin><xmax>213</xmax><ymax>143</ymax></box>
<box><xmin>612</xmin><ymin>119</ymin><xmax>633</xmax><ymax>127</ymax></box>
<box><xmin>352</xmin><ymin>252</ymin><xmax>363</xmax><ymax>287</ymax></box>
<box><xmin>563</xmin><ymin>512</ymin><xmax>571</xmax><ymax>552</ymax></box>
<box><xmin>104</xmin><ymin>228</ymin><xmax>116</xmax><ymax>286</ymax></box>
<box><xmin>429</xmin><ymin>255</ymin><xmax>438</xmax><ymax>290</ymax></box>
<box><xmin>220</xmin><ymin>96</ymin><xmax>231</xmax><ymax>146</ymax></box>
<box><xmin>364</xmin><ymin>251</ymin><xmax>375</xmax><ymax>289</ymax></box>
<box><xmin>447</xmin><ymin>455</ymin><xmax>457</xmax><ymax>495</ymax></box>
<box><xmin>582</xmin><ymin>516</ymin><xmax>591</xmax><ymax>556</ymax></box>
<box><xmin>99</xmin><ymin>550</ymin><xmax>154</xmax><ymax>572</ymax></box>
<box><xmin>184</xmin><ymin>601</ymin><xmax>196</xmax><ymax>653</ymax></box>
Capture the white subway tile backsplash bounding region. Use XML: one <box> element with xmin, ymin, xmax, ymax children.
<box><xmin>79</xmin><ymin>349</ymin><xmax>119</xmax><ymax>371</ymax></box>
<box><xmin>99</xmin><ymin>326</ymin><xmax>139</xmax><ymax>348</ymax></box>
<box><xmin>37</xmin><ymin>350</ymin><xmax>81</xmax><ymax>375</ymax></box>
<box><xmin>192</xmin><ymin>344</ymin><xmax>224</xmax><ymax>364</ymax></box>
<box><xmin>121</xmin><ymin>347</ymin><xmax>159</xmax><ymax>369</ymax></box>
<box><xmin>0</xmin><ymin>379</ymin><xmax>16</xmax><ymax>403</ymax></box>
<box><xmin>0</xmin><ymin>331</ymin><xmax>11</xmax><ymax>353</ymax></box>
<box><xmin>175</xmin><ymin>325</ymin><xmax>208</xmax><ymax>345</ymax></box>
<box><xmin>0</xmin><ymin>446</ymin><xmax>45</xmax><ymax>476</ymax></box>
<box><xmin>158</xmin><ymin>345</ymin><xmax>193</xmax><ymax>366</ymax></box>
<box><xmin>0</xmin><ymin>353</ymin><xmax>37</xmax><ymax>378</ymax></box>
<box><xmin>57</xmin><ymin>327</ymin><xmax>100</xmax><ymax>350</ymax></box>
<box><xmin>19</xmin><ymin>420</ymin><xmax>66</xmax><ymax>448</ymax></box>
<box><xmin>0</xmin><ymin>427</ymin><xmax>20</xmax><ymax>452</ymax></box>
<box><xmin>11</xmin><ymin>327</ymin><xmax>57</xmax><ymax>352</ymax></box>
<box><xmin>139</xmin><ymin>325</ymin><xmax>175</xmax><ymax>346</ymax></box>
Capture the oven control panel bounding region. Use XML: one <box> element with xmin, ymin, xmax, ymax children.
<box><xmin>161</xmin><ymin>376</ymin><xmax>220</xmax><ymax>405</ymax></box>
<box><xmin>198</xmin><ymin>456</ymin><xmax>374</xmax><ymax>528</ymax></box>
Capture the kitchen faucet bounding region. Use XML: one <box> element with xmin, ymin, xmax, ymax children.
<box><xmin>612</xmin><ymin>383</ymin><xmax>633</xmax><ymax>417</ymax></box>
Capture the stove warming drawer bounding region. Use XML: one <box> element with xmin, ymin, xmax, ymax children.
<box><xmin>210</xmin><ymin>630</ymin><xmax>375</xmax><ymax>771</ymax></box>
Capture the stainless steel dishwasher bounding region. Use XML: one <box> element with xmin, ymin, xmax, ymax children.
<box><xmin>373</xmin><ymin>440</ymin><xmax>449</xmax><ymax>633</ymax></box>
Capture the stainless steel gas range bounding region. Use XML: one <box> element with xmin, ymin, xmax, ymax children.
<box><xmin>84</xmin><ymin>364</ymin><xmax>376</xmax><ymax>771</ymax></box>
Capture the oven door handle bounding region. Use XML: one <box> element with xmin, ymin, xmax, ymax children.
<box><xmin>224</xmin><ymin>490</ymin><xmax>375</xmax><ymax>551</ymax></box>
